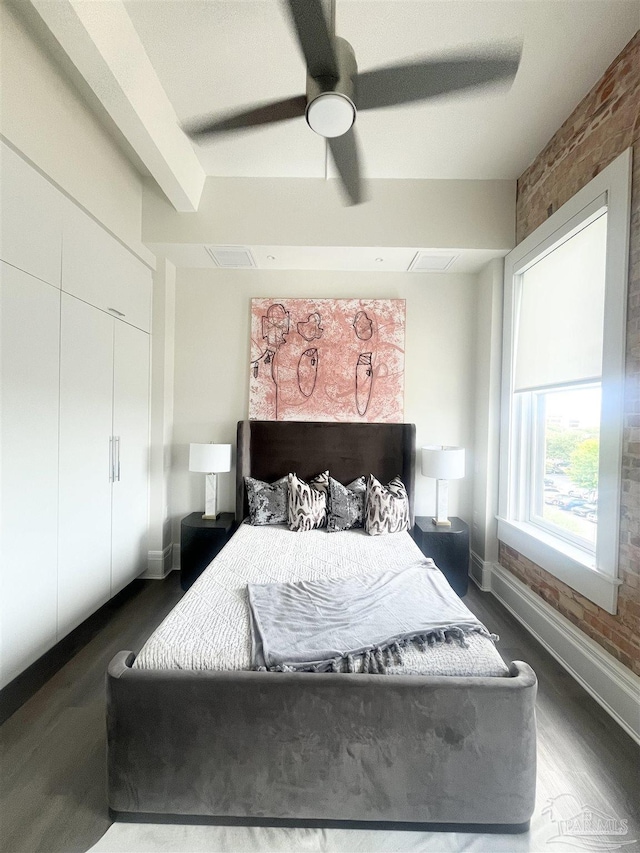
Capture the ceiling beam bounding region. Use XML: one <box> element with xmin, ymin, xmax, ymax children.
<box><xmin>26</xmin><ymin>0</ymin><xmax>206</xmax><ymax>212</ymax></box>
<box><xmin>143</xmin><ymin>176</ymin><xmax>516</xmax><ymax>251</ymax></box>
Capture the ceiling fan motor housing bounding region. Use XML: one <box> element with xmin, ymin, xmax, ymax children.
<box><xmin>305</xmin><ymin>37</ymin><xmax>357</xmax><ymax>138</ymax></box>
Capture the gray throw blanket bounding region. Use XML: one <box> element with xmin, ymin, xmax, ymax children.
<box><xmin>248</xmin><ymin>561</ymin><xmax>496</xmax><ymax>673</ymax></box>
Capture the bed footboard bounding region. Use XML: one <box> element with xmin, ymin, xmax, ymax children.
<box><xmin>107</xmin><ymin>652</ymin><xmax>537</xmax><ymax>828</ymax></box>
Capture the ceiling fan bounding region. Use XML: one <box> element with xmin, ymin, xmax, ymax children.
<box><xmin>184</xmin><ymin>0</ymin><xmax>521</xmax><ymax>205</ymax></box>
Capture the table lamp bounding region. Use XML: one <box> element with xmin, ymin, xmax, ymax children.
<box><xmin>421</xmin><ymin>445</ymin><xmax>465</xmax><ymax>527</ymax></box>
<box><xmin>189</xmin><ymin>443</ymin><xmax>232</xmax><ymax>520</ymax></box>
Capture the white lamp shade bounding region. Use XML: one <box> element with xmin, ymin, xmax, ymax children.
<box><xmin>421</xmin><ymin>446</ymin><xmax>465</xmax><ymax>480</ymax></box>
<box><xmin>189</xmin><ymin>443</ymin><xmax>231</xmax><ymax>474</ymax></box>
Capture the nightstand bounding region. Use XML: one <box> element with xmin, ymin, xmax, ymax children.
<box><xmin>412</xmin><ymin>516</ymin><xmax>469</xmax><ymax>597</ymax></box>
<box><xmin>180</xmin><ymin>512</ymin><xmax>235</xmax><ymax>591</ymax></box>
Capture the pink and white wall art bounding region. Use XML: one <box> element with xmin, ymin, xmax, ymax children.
<box><xmin>249</xmin><ymin>298</ymin><xmax>405</xmax><ymax>422</ymax></box>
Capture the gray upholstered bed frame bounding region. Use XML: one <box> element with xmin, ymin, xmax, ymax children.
<box><xmin>107</xmin><ymin>421</ymin><xmax>537</xmax><ymax>830</ymax></box>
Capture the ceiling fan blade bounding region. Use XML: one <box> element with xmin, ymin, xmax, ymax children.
<box><xmin>356</xmin><ymin>48</ymin><xmax>522</xmax><ymax>111</ymax></box>
<box><xmin>184</xmin><ymin>95</ymin><xmax>307</xmax><ymax>138</ymax></box>
<box><xmin>328</xmin><ymin>128</ymin><xmax>365</xmax><ymax>206</ymax></box>
<box><xmin>285</xmin><ymin>0</ymin><xmax>339</xmax><ymax>80</ymax></box>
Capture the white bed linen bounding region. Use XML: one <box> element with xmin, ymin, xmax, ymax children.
<box><xmin>134</xmin><ymin>523</ymin><xmax>508</xmax><ymax>677</ymax></box>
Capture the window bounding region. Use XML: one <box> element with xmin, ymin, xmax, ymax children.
<box><xmin>498</xmin><ymin>150</ymin><xmax>631</xmax><ymax>614</ymax></box>
<box><xmin>514</xmin><ymin>212</ymin><xmax>606</xmax><ymax>557</ymax></box>
<box><xmin>533</xmin><ymin>385</ymin><xmax>600</xmax><ymax>551</ymax></box>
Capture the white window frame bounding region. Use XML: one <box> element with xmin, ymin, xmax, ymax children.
<box><xmin>498</xmin><ymin>149</ymin><xmax>631</xmax><ymax>614</ymax></box>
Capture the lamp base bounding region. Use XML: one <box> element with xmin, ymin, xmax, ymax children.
<box><xmin>203</xmin><ymin>473</ymin><xmax>219</xmax><ymax>520</ymax></box>
<box><xmin>432</xmin><ymin>479</ymin><xmax>451</xmax><ymax>526</ymax></box>
<box><xmin>201</xmin><ymin>512</ymin><xmax>221</xmax><ymax>521</ymax></box>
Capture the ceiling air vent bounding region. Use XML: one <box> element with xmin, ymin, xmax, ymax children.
<box><xmin>408</xmin><ymin>252</ymin><xmax>458</xmax><ymax>272</ymax></box>
<box><xmin>205</xmin><ymin>246</ymin><xmax>256</xmax><ymax>269</ymax></box>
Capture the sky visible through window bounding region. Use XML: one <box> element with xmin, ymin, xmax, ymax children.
<box><xmin>545</xmin><ymin>386</ymin><xmax>601</xmax><ymax>427</ymax></box>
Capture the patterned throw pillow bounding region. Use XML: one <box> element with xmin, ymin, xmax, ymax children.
<box><xmin>327</xmin><ymin>476</ymin><xmax>366</xmax><ymax>532</ymax></box>
<box><xmin>288</xmin><ymin>471</ymin><xmax>329</xmax><ymax>531</ymax></box>
<box><xmin>245</xmin><ymin>475</ymin><xmax>289</xmax><ymax>525</ymax></box>
<box><xmin>364</xmin><ymin>474</ymin><xmax>410</xmax><ymax>535</ymax></box>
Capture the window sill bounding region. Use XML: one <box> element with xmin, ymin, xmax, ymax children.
<box><xmin>496</xmin><ymin>517</ymin><xmax>620</xmax><ymax>614</ymax></box>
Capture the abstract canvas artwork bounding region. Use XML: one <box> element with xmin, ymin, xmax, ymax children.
<box><xmin>249</xmin><ymin>298</ymin><xmax>405</xmax><ymax>422</ymax></box>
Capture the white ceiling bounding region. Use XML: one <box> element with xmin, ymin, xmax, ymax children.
<box><xmin>124</xmin><ymin>0</ymin><xmax>639</xmax><ymax>181</ymax></box>
<box><xmin>22</xmin><ymin>0</ymin><xmax>637</xmax><ymax>270</ymax></box>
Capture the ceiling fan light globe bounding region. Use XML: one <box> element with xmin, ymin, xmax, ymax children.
<box><xmin>306</xmin><ymin>93</ymin><xmax>355</xmax><ymax>138</ymax></box>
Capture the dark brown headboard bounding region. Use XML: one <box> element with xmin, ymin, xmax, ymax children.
<box><xmin>236</xmin><ymin>421</ymin><xmax>416</xmax><ymax>525</ymax></box>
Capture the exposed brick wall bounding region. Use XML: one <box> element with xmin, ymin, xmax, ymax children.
<box><xmin>504</xmin><ymin>32</ymin><xmax>640</xmax><ymax>676</ymax></box>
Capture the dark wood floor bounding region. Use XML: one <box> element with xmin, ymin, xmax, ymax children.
<box><xmin>1</xmin><ymin>573</ymin><xmax>638</xmax><ymax>853</ymax></box>
<box><xmin>0</xmin><ymin>575</ymin><xmax>183</xmax><ymax>853</ymax></box>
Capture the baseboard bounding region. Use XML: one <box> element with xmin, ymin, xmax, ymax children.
<box><xmin>142</xmin><ymin>545</ymin><xmax>174</xmax><ymax>579</ymax></box>
<box><xmin>470</xmin><ymin>551</ymin><xmax>493</xmax><ymax>591</ymax></box>
<box><xmin>172</xmin><ymin>542</ymin><xmax>180</xmax><ymax>570</ymax></box>
<box><xmin>489</xmin><ymin>562</ymin><xmax>640</xmax><ymax>745</ymax></box>
<box><xmin>0</xmin><ymin>579</ymin><xmax>146</xmax><ymax>724</ymax></box>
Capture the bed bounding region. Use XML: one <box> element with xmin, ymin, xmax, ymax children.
<box><xmin>107</xmin><ymin>420</ymin><xmax>537</xmax><ymax>830</ymax></box>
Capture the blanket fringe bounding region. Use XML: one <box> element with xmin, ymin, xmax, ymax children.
<box><xmin>258</xmin><ymin>624</ymin><xmax>498</xmax><ymax>674</ymax></box>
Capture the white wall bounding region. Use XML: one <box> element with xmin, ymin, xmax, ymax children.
<box><xmin>144</xmin><ymin>256</ymin><xmax>176</xmax><ymax>578</ymax></box>
<box><xmin>170</xmin><ymin>268</ymin><xmax>478</xmax><ymax>543</ymax></box>
<box><xmin>471</xmin><ymin>259</ymin><xmax>503</xmax><ymax>569</ymax></box>
<box><xmin>0</xmin><ymin>2</ymin><xmax>144</xmax><ymax>251</ymax></box>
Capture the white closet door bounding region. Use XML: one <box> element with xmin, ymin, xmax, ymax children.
<box><xmin>111</xmin><ymin>321</ymin><xmax>150</xmax><ymax>595</ymax></box>
<box><xmin>62</xmin><ymin>200</ymin><xmax>152</xmax><ymax>333</ymax></box>
<box><xmin>0</xmin><ymin>142</ymin><xmax>62</xmax><ymax>288</ymax></box>
<box><xmin>58</xmin><ymin>293</ymin><xmax>114</xmax><ymax>637</ymax></box>
<box><xmin>0</xmin><ymin>263</ymin><xmax>60</xmax><ymax>688</ymax></box>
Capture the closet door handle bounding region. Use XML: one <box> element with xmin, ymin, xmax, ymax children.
<box><xmin>109</xmin><ymin>436</ymin><xmax>114</xmax><ymax>482</ymax></box>
<box><xmin>108</xmin><ymin>307</ymin><xmax>126</xmax><ymax>318</ymax></box>
<box><xmin>115</xmin><ymin>436</ymin><xmax>121</xmax><ymax>482</ymax></box>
